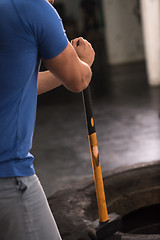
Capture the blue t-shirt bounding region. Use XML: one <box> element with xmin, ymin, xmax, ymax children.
<box><xmin>0</xmin><ymin>0</ymin><xmax>68</xmax><ymax>177</ymax></box>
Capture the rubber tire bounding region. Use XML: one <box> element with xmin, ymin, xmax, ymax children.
<box><xmin>48</xmin><ymin>161</ymin><xmax>160</xmax><ymax>240</ymax></box>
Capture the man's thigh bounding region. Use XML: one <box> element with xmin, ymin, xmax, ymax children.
<box><xmin>0</xmin><ymin>175</ymin><xmax>61</xmax><ymax>240</ymax></box>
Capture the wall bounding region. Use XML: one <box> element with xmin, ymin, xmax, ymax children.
<box><xmin>141</xmin><ymin>0</ymin><xmax>160</xmax><ymax>86</ymax></box>
<box><xmin>55</xmin><ymin>0</ymin><xmax>145</xmax><ymax>65</ymax></box>
<box><xmin>55</xmin><ymin>0</ymin><xmax>82</xmax><ymax>20</ymax></box>
<box><xmin>102</xmin><ymin>0</ymin><xmax>145</xmax><ymax>64</ymax></box>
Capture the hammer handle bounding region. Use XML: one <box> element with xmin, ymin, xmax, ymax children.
<box><xmin>82</xmin><ymin>86</ymin><xmax>109</xmax><ymax>223</ymax></box>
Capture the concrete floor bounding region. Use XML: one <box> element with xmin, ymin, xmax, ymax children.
<box><xmin>32</xmin><ymin>62</ymin><xmax>160</xmax><ymax>197</ymax></box>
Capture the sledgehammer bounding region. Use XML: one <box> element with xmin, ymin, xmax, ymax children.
<box><xmin>82</xmin><ymin>86</ymin><xmax>122</xmax><ymax>240</ymax></box>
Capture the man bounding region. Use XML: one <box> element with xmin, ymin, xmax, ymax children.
<box><xmin>0</xmin><ymin>0</ymin><xmax>95</xmax><ymax>239</ymax></box>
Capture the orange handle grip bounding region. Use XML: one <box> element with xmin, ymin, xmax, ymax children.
<box><xmin>88</xmin><ymin>132</ymin><xmax>109</xmax><ymax>222</ymax></box>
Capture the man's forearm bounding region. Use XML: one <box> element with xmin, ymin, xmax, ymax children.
<box><xmin>38</xmin><ymin>38</ymin><xmax>95</xmax><ymax>95</ymax></box>
<box><xmin>38</xmin><ymin>71</ymin><xmax>62</xmax><ymax>95</ymax></box>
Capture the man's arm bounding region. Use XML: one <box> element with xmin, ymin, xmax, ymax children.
<box><xmin>38</xmin><ymin>71</ymin><xmax>62</xmax><ymax>95</ymax></box>
<box><xmin>40</xmin><ymin>38</ymin><xmax>95</xmax><ymax>94</ymax></box>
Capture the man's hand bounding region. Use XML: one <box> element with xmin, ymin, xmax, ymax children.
<box><xmin>71</xmin><ymin>37</ymin><xmax>95</xmax><ymax>67</ymax></box>
<box><xmin>43</xmin><ymin>41</ymin><xmax>93</xmax><ymax>93</ymax></box>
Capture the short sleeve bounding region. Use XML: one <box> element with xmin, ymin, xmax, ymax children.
<box><xmin>36</xmin><ymin>5</ymin><xmax>69</xmax><ymax>59</ymax></box>
<box><xmin>16</xmin><ymin>0</ymin><xmax>69</xmax><ymax>59</ymax></box>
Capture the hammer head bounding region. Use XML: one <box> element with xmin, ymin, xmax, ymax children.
<box><xmin>87</xmin><ymin>213</ymin><xmax>122</xmax><ymax>240</ymax></box>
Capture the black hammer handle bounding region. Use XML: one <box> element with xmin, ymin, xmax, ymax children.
<box><xmin>82</xmin><ymin>86</ymin><xmax>96</xmax><ymax>135</ymax></box>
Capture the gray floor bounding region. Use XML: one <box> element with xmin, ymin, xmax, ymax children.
<box><xmin>32</xmin><ymin>62</ymin><xmax>160</xmax><ymax>197</ymax></box>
